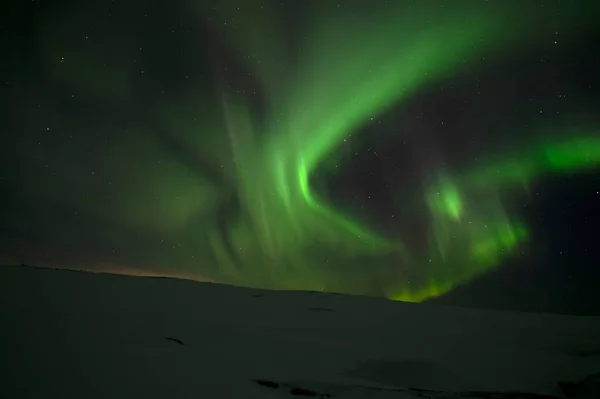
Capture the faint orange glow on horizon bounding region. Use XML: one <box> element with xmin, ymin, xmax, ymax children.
<box><xmin>1</xmin><ymin>254</ymin><xmax>218</xmax><ymax>284</ymax></box>
<box><xmin>85</xmin><ymin>261</ymin><xmax>218</xmax><ymax>283</ymax></box>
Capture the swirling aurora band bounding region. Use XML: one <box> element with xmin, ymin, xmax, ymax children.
<box><xmin>192</xmin><ymin>1</ymin><xmax>600</xmax><ymax>301</ymax></box>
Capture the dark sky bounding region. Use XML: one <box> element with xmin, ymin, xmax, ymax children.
<box><xmin>1</xmin><ymin>0</ymin><xmax>600</xmax><ymax>315</ymax></box>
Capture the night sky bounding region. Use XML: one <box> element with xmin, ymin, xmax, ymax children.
<box><xmin>1</xmin><ymin>0</ymin><xmax>600</xmax><ymax>314</ymax></box>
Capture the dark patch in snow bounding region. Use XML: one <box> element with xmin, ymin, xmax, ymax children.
<box><xmin>253</xmin><ymin>379</ymin><xmax>331</xmax><ymax>398</ymax></box>
<box><xmin>289</xmin><ymin>386</ymin><xmax>318</xmax><ymax>396</ymax></box>
<box><xmin>165</xmin><ymin>337</ymin><xmax>184</xmax><ymax>345</ymax></box>
<box><xmin>253</xmin><ymin>379</ymin><xmax>279</xmax><ymax>388</ymax></box>
<box><xmin>254</xmin><ymin>378</ymin><xmax>563</xmax><ymax>399</ymax></box>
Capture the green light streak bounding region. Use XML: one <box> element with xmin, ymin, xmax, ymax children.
<box><xmin>197</xmin><ymin>1</ymin><xmax>600</xmax><ymax>301</ymax></box>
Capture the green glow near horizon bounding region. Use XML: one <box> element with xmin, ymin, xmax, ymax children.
<box><xmin>198</xmin><ymin>1</ymin><xmax>600</xmax><ymax>301</ymax></box>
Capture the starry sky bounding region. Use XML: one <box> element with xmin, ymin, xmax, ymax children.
<box><xmin>1</xmin><ymin>0</ymin><xmax>600</xmax><ymax>314</ymax></box>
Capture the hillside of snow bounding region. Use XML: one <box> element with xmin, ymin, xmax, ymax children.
<box><xmin>1</xmin><ymin>265</ymin><xmax>599</xmax><ymax>398</ymax></box>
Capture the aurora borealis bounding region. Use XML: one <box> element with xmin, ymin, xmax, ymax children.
<box><xmin>1</xmin><ymin>0</ymin><xmax>600</xmax><ymax>310</ymax></box>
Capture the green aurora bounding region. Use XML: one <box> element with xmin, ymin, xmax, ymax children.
<box><xmin>197</xmin><ymin>1</ymin><xmax>600</xmax><ymax>300</ymax></box>
<box><xmin>2</xmin><ymin>0</ymin><xmax>599</xmax><ymax>302</ymax></box>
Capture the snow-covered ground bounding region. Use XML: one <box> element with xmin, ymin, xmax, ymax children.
<box><xmin>1</xmin><ymin>265</ymin><xmax>598</xmax><ymax>398</ymax></box>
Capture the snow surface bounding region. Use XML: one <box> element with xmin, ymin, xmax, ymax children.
<box><xmin>1</xmin><ymin>265</ymin><xmax>599</xmax><ymax>398</ymax></box>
